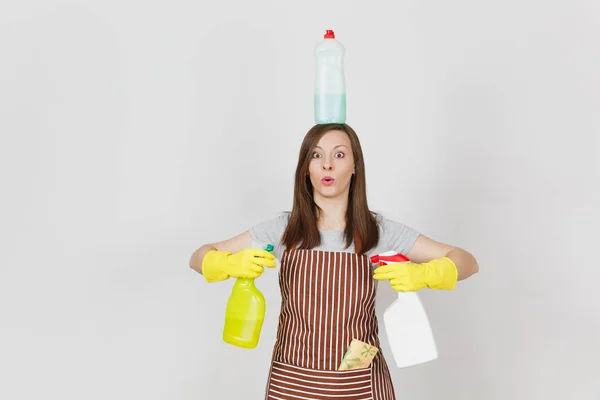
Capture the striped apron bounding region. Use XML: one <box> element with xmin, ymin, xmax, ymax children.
<box><xmin>265</xmin><ymin>248</ymin><xmax>396</xmax><ymax>400</ymax></box>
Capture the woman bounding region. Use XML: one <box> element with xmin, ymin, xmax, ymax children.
<box><xmin>189</xmin><ymin>123</ymin><xmax>479</xmax><ymax>399</ymax></box>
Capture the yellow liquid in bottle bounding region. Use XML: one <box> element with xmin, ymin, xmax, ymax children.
<box><xmin>222</xmin><ymin>278</ymin><xmax>266</xmax><ymax>349</ymax></box>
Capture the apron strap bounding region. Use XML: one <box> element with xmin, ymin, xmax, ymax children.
<box><xmin>353</xmin><ymin>229</ymin><xmax>362</xmax><ymax>254</ymax></box>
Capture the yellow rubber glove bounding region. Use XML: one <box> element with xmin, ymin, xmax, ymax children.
<box><xmin>373</xmin><ymin>257</ymin><xmax>458</xmax><ymax>292</ymax></box>
<box><xmin>201</xmin><ymin>248</ymin><xmax>276</xmax><ymax>283</ymax></box>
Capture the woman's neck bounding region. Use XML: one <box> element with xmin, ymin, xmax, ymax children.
<box><xmin>314</xmin><ymin>198</ymin><xmax>347</xmax><ymax>231</ymax></box>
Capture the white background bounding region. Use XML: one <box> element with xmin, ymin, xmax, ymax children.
<box><xmin>1</xmin><ymin>0</ymin><xmax>599</xmax><ymax>399</ymax></box>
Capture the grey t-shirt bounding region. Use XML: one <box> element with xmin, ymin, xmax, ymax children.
<box><xmin>248</xmin><ymin>211</ymin><xmax>420</xmax><ymax>262</ymax></box>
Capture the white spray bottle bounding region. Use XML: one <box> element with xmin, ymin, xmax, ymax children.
<box><xmin>370</xmin><ymin>251</ymin><xmax>438</xmax><ymax>368</ymax></box>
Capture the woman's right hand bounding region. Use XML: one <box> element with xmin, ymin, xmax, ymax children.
<box><xmin>201</xmin><ymin>248</ymin><xmax>277</xmax><ymax>282</ymax></box>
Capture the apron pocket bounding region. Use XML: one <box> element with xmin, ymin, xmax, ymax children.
<box><xmin>267</xmin><ymin>360</ymin><xmax>373</xmax><ymax>400</ymax></box>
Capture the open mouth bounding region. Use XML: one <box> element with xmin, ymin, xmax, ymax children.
<box><xmin>321</xmin><ymin>177</ymin><xmax>335</xmax><ymax>185</ymax></box>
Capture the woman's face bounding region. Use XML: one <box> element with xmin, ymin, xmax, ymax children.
<box><xmin>308</xmin><ymin>129</ymin><xmax>355</xmax><ymax>200</ymax></box>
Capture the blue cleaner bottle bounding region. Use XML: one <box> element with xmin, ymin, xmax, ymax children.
<box><xmin>314</xmin><ymin>29</ymin><xmax>346</xmax><ymax>124</ymax></box>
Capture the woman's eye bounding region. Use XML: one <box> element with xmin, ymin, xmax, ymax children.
<box><xmin>312</xmin><ymin>151</ymin><xmax>344</xmax><ymax>158</ymax></box>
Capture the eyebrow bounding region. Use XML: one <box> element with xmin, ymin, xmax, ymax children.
<box><xmin>314</xmin><ymin>145</ymin><xmax>348</xmax><ymax>150</ymax></box>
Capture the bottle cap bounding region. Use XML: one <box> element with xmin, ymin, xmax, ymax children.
<box><xmin>370</xmin><ymin>252</ymin><xmax>410</xmax><ymax>264</ymax></box>
<box><xmin>324</xmin><ymin>30</ymin><xmax>335</xmax><ymax>39</ymax></box>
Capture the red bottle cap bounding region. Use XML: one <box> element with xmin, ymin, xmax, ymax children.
<box><xmin>324</xmin><ymin>30</ymin><xmax>335</xmax><ymax>39</ymax></box>
<box><xmin>370</xmin><ymin>253</ymin><xmax>410</xmax><ymax>264</ymax></box>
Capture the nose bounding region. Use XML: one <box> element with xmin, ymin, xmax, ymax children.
<box><xmin>322</xmin><ymin>161</ymin><xmax>333</xmax><ymax>171</ymax></box>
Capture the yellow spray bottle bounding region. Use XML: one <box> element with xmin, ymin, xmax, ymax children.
<box><xmin>222</xmin><ymin>243</ymin><xmax>274</xmax><ymax>349</ymax></box>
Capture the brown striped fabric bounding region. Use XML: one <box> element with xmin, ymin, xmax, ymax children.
<box><xmin>268</xmin><ymin>361</ymin><xmax>372</xmax><ymax>399</ymax></box>
<box><xmin>265</xmin><ymin>249</ymin><xmax>396</xmax><ymax>400</ymax></box>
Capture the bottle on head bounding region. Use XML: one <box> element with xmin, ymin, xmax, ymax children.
<box><xmin>314</xmin><ymin>29</ymin><xmax>346</xmax><ymax>124</ymax></box>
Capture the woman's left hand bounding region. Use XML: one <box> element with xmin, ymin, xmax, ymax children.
<box><xmin>373</xmin><ymin>257</ymin><xmax>458</xmax><ymax>292</ymax></box>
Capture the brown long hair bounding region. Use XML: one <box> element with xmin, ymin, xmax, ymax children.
<box><xmin>281</xmin><ymin>123</ymin><xmax>380</xmax><ymax>254</ymax></box>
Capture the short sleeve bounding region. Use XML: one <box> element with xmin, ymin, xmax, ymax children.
<box><xmin>248</xmin><ymin>212</ymin><xmax>290</xmax><ymax>259</ymax></box>
<box><xmin>378</xmin><ymin>214</ymin><xmax>420</xmax><ymax>256</ymax></box>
